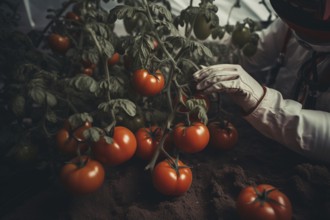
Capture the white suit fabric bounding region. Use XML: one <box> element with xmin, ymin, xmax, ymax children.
<box><xmin>242</xmin><ymin>18</ymin><xmax>330</xmax><ymax>162</ymax></box>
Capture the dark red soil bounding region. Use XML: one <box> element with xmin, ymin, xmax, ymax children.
<box><xmin>2</xmin><ymin>107</ymin><xmax>330</xmax><ymax>220</ymax></box>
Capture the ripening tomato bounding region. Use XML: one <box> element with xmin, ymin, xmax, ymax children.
<box><xmin>132</xmin><ymin>69</ymin><xmax>165</xmax><ymax>96</ymax></box>
<box><xmin>56</xmin><ymin>121</ymin><xmax>91</xmax><ymax>155</ymax></box>
<box><xmin>135</xmin><ymin>126</ymin><xmax>162</xmax><ymax>160</ymax></box>
<box><xmin>207</xmin><ymin>121</ymin><xmax>238</xmax><ymax>150</ymax></box>
<box><xmin>236</xmin><ymin>184</ymin><xmax>292</xmax><ymax>220</ymax></box>
<box><xmin>152</xmin><ymin>159</ymin><xmax>192</xmax><ymax>196</ymax></box>
<box><xmin>242</xmin><ymin>43</ymin><xmax>258</xmax><ymax>57</ymax></box>
<box><xmin>231</xmin><ymin>27</ymin><xmax>251</xmax><ymax>48</ymax></box>
<box><xmin>152</xmin><ymin>39</ymin><xmax>158</xmax><ymax>50</ymax></box>
<box><xmin>193</xmin><ymin>13</ymin><xmax>212</xmax><ymax>40</ymax></box>
<box><xmin>60</xmin><ymin>156</ymin><xmax>105</xmax><ymax>195</ymax></box>
<box><xmin>119</xmin><ymin>114</ymin><xmax>145</xmax><ymax>133</ymax></box>
<box><xmin>48</xmin><ymin>33</ymin><xmax>70</xmax><ymax>55</ymax></box>
<box><xmin>107</xmin><ymin>52</ymin><xmax>120</xmax><ymax>66</ymax></box>
<box><xmin>82</xmin><ymin>67</ymin><xmax>93</xmax><ymax>76</ymax></box>
<box><xmin>173</xmin><ymin>122</ymin><xmax>210</xmax><ymax>153</ymax></box>
<box><xmin>93</xmin><ymin>126</ymin><xmax>137</xmax><ymax>166</ymax></box>
<box><xmin>65</xmin><ymin>12</ymin><xmax>80</xmax><ymax>22</ymax></box>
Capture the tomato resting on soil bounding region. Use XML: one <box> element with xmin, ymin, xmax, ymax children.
<box><xmin>236</xmin><ymin>184</ymin><xmax>292</xmax><ymax>220</ymax></box>
<box><xmin>152</xmin><ymin>159</ymin><xmax>192</xmax><ymax>196</ymax></box>
<box><xmin>60</xmin><ymin>156</ymin><xmax>105</xmax><ymax>195</ymax></box>
<box><xmin>207</xmin><ymin>121</ymin><xmax>238</xmax><ymax>150</ymax></box>
<box><xmin>93</xmin><ymin>126</ymin><xmax>137</xmax><ymax>166</ymax></box>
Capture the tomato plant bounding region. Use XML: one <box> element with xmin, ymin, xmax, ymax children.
<box><xmin>48</xmin><ymin>33</ymin><xmax>70</xmax><ymax>55</ymax></box>
<box><xmin>176</xmin><ymin>93</ymin><xmax>210</xmax><ymax>113</ymax></box>
<box><xmin>236</xmin><ymin>184</ymin><xmax>292</xmax><ymax>220</ymax></box>
<box><xmin>132</xmin><ymin>69</ymin><xmax>165</xmax><ymax>96</ymax></box>
<box><xmin>135</xmin><ymin>126</ymin><xmax>162</xmax><ymax>160</ymax></box>
<box><xmin>93</xmin><ymin>126</ymin><xmax>137</xmax><ymax>166</ymax></box>
<box><xmin>173</xmin><ymin>122</ymin><xmax>210</xmax><ymax>153</ymax></box>
<box><xmin>152</xmin><ymin>159</ymin><xmax>192</xmax><ymax>196</ymax></box>
<box><xmin>193</xmin><ymin>13</ymin><xmax>212</xmax><ymax>40</ymax></box>
<box><xmin>60</xmin><ymin>156</ymin><xmax>105</xmax><ymax>195</ymax></box>
<box><xmin>208</xmin><ymin>121</ymin><xmax>238</xmax><ymax>150</ymax></box>
<box><xmin>56</xmin><ymin>121</ymin><xmax>91</xmax><ymax>155</ymax></box>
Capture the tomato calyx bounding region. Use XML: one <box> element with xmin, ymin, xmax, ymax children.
<box><xmin>251</xmin><ymin>186</ymin><xmax>284</xmax><ymax>207</ymax></box>
<box><xmin>144</xmin><ymin>127</ymin><xmax>162</xmax><ymax>140</ymax></box>
<box><xmin>166</xmin><ymin>157</ymin><xmax>191</xmax><ymax>177</ymax></box>
<box><xmin>65</xmin><ymin>155</ymin><xmax>89</xmax><ymax>168</ymax></box>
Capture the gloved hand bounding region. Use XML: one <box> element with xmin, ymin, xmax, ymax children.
<box><xmin>193</xmin><ymin>64</ymin><xmax>265</xmax><ymax>113</ymax></box>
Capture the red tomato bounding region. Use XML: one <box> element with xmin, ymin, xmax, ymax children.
<box><xmin>153</xmin><ymin>39</ymin><xmax>158</xmax><ymax>50</ymax></box>
<box><xmin>152</xmin><ymin>159</ymin><xmax>192</xmax><ymax>196</ymax></box>
<box><xmin>207</xmin><ymin>121</ymin><xmax>238</xmax><ymax>150</ymax></box>
<box><xmin>60</xmin><ymin>156</ymin><xmax>105</xmax><ymax>195</ymax></box>
<box><xmin>65</xmin><ymin>12</ymin><xmax>80</xmax><ymax>22</ymax></box>
<box><xmin>236</xmin><ymin>184</ymin><xmax>292</xmax><ymax>220</ymax></box>
<box><xmin>93</xmin><ymin>126</ymin><xmax>137</xmax><ymax>166</ymax></box>
<box><xmin>173</xmin><ymin>122</ymin><xmax>210</xmax><ymax>153</ymax></box>
<box><xmin>132</xmin><ymin>69</ymin><xmax>165</xmax><ymax>96</ymax></box>
<box><xmin>135</xmin><ymin>126</ymin><xmax>162</xmax><ymax>160</ymax></box>
<box><xmin>48</xmin><ymin>33</ymin><xmax>70</xmax><ymax>55</ymax></box>
<box><xmin>56</xmin><ymin>121</ymin><xmax>91</xmax><ymax>155</ymax></box>
<box><xmin>107</xmin><ymin>52</ymin><xmax>120</xmax><ymax>66</ymax></box>
<box><xmin>83</xmin><ymin>67</ymin><xmax>93</xmax><ymax>76</ymax></box>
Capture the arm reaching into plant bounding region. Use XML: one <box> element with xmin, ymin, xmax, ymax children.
<box><xmin>193</xmin><ymin>64</ymin><xmax>330</xmax><ymax>162</ymax></box>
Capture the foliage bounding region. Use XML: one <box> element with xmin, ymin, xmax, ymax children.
<box><xmin>0</xmin><ymin>0</ymin><xmax>269</xmax><ymax>196</ymax></box>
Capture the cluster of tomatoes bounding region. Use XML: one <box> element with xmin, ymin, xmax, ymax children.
<box><xmin>55</xmin><ymin>117</ymin><xmax>292</xmax><ymax>220</ymax></box>
<box><xmin>55</xmin><ymin>88</ymin><xmax>240</xmax><ymax>197</ymax></box>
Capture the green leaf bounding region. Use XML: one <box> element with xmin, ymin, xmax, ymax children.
<box><xmin>69</xmin><ymin>74</ymin><xmax>98</xmax><ymax>93</ymax></box>
<box><xmin>150</xmin><ymin>4</ymin><xmax>172</xmax><ymax>21</ymax></box>
<box><xmin>108</xmin><ymin>76</ymin><xmax>125</xmax><ymax>94</ymax></box>
<box><xmin>83</xmin><ymin>127</ymin><xmax>103</xmax><ymax>142</ymax></box>
<box><xmin>45</xmin><ymin>92</ymin><xmax>57</xmax><ymax>107</ymax></box>
<box><xmin>10</xmin><ymin>95</ymin><xmax>25</xmax><ymax>116</ymax></box>
<box><xmin>165</xmin><ymin>36</ymin><xmax>186</xmax><ymax>48</ymax></box>
<box><xmin>68</xmin><ymin>113</ymin><xmax>93</xmax><ymax>130</ymax></box>
<box><xmin>186</xmin><ymin>99</ymin><xmax>208</xmax><ymax>111</ymax></box>
<box><xmin>110</xmin><ymin>5</ymin><xmax>143</xmax><ymax>20</ymax></box>
<box><xmin>100</xmin><ymin>38</ymin><xmax>115</xmax><ymax>58</ymax></box>
<box><xmin>98</xmin><ymin>99</ymin><xmax>136</xmax><ymax>116</ymax></box>
<box><xmin>29</xmin><ymin>87</ymin><xmax>46</xmax><ymax>105</ymax></box>
<box><xmin>190</xmin><ymin>41</ymin><xmax>213</xmax><ymax>58</ymax></box>
<box><xmin>45</xmin><ymin>109</ymin><xmax>57</xmax><ymax>123</ymax></box>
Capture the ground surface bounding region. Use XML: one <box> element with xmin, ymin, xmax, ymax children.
<box><xmin>2</xmin><ymin>107</ymin><xmax>330</xmax><ymax>220</ymax></box>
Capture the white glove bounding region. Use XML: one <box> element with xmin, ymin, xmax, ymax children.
<box><xmin>193</xmin><ymin>64</ymin><xmax>265</xmax><ymax>113</ymax></box>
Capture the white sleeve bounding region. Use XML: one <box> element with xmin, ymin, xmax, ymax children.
<box><xmin>244</xmin><ymin>88</ymin><xmax>330</xmax><ymax>162</ymax></box>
